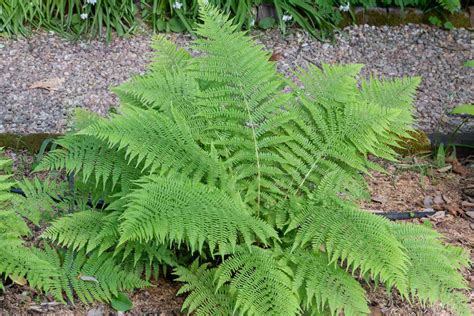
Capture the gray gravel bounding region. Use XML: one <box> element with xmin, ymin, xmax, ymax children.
<box><xmin>1</xmin><ymin>24</ymin><xmax>473</xmax><ymax>134</ymax></box>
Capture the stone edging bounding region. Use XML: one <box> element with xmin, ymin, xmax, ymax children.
<box><xmin>340</xmin><ymin>7</ymin><xmax>472</xmax><ymax>28</ymax></box>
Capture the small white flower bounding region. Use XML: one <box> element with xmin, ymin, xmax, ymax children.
<box><xmin>80</xmin><ymin>13</ymin><xmax>88</xmax><ymax>20</ymax></box>
<box><xmin>202</xmin><ymin>0</ymin><xmax>209</xmax><ymax>5</ymax></box>
<box><xmin>250</xmin><ymin>19</ymin><xmax>255</xmax><ymax>27</ymax></box>
<box><xmin>282</xmin><ymin>14</ymin><xmax>292</xmax><ymax>22</ymax></box>
<box><xmin>86</xmin><ymin>0</ymin><xmax>96</xmax><ymax>4</ymax></box>
<box><xmin>172</xmin><ymin>1</ymin><xmax>183</xmax><ymax>9</ymax></box>
<box><xmin>339</xmin><ymin>3</ymin><xmax>350</xmax><ymax>12</ymax></box>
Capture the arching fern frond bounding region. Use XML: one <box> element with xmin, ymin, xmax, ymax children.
<box><xmin>360</xmin><ymin>76</ymin><xmax>420</xmax><ymax>138</ymax></box>
<box><xmin>0</xmin><ymin>243</ymin><xmax>60</xmax><ymax>293</ymax></box>
<box><xmin>175</xmin><ymin>261</ymin><xmax>235</xmax><ymax>316</ymax></box>
<box><xmin>288</xmin><ymin>199</ymin><xmax>408</xmax><ymax>292</ymax></box>
<box><xmin>191</xmin><ymin>4</ymin><xmax>295</xmax><ymax>210</ymax></box>
<box><xmin>119</xmin><ymin>175</ymin><xmax>277</xmax><ymax>254</ymax></box>
<box><xmin>78</xmin><ymin>106</ymin><xmax>229</xmax><ymax>187</ymax></box>
<box><xmin>390</xmin><ymin>223</ymin><xmax>470</xmax><ymax>315</ymax></box>
<box><xmin>290</xmin><ymin>250</ymin><xmax>370</xmax><ymax>316</ymax></box>
<box><xmin>35</xmin><ymin>247</ymin><xmax>147</xmax><ymax>304</ymax></box>
<box><xmin>43</xmin><ymin>210</ymin><xmax>107</xmax><ymax>252</ymax></box>
<box><xmin>36</xmin><ymin>134</ymin><xmax>140</xmax><ymax>193</ymax></box>
<box><xmin>214</xmin><ymin>246</ymin><xmax>300</xmax><ymax>316</ymax></box>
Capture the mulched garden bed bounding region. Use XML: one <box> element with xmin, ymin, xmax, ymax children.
<box><xmin>0</xmin><ymin>150</ymin><xmax>473</xmax><ymax>315</ymax></box>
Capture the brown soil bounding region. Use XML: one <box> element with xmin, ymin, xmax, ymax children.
<box><xmin>1</xmin><ymin>153</ymin><xmax>473</xmax><ymax>315</ymax></box>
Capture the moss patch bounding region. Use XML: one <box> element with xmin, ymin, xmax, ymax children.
<box><xmin>340</xmin><ymin>7</ymin><xmax>470</xmax><ymax>28</ymax></box>
<box><xmin>0</xmin><ymin>133</ymin><xmax>62</xmax><ymax>153</ymax></box>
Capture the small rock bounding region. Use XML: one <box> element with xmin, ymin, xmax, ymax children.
<box><xmin>371</xmin><ymin>195</ymin><xmax>386</xmax><ymax>204</ymax></box>
<box><xmin>461</xmin><ymin>200</ymin><xmax>474</xmax><ymax>209</ymax></box>
<box><xmin>465</xmin><ymin>211</ymin><xmax>474</xmax><ymax>219</ymax></box>
<box><xmin>433</xmin><ymin>195</ymin><xmax>444</xmax><ymax>205</ymax></box>
<box><xmin>470</xmin><ymin>223</ymin><xmax>474</xmax><ymax>230</ymax></box>
<box><xmin>322</xmin><ymin>43</ymin><xmax>331</xmax><ymax>49</ymax></box>
<box><xmin>87</xmin><ymin>305</ymin><xmax>104</xmax><ymax>316</ymax></box>
<box><xmin>29</xmin><ymin>306</ymin><xmax>44</xmax><ymax>313</ymax></box>
<box><xmin>428</xmin><ymin>211</ymin><xmax>445</xmax><ymax>220</ymax></box>
<box><xmin>423</xmin><ymin>196</ymin><xmax>433</xmax><ymax>208</ymax></box>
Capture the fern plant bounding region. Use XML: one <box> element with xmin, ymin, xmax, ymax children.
<box><xmin>0</xmin><ymin>148</ymin><xmax>145</xmax><ymax>304</ymax></box>
<box><xmin>6</xmin><ymin>3</ymin><xmax>469</xmax><ymax>314</ymax></box>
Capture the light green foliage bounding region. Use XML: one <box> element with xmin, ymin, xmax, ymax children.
<box><xmin>5</xmin><ymin>4</ymin><xmax>470</xmax><ymax>314</ymax></box>
<box><xmin>0</xmin><ymin>0</ymin><xmax>136</xmax><ymax>40</ymax></box>
<box><xmin>291</xmin><ymin>250</ymin><xmax>370</xmax><ymax>315</ymax></box>
<box><xmin>1</xmin><ymin>0</ymin><xmax>460</xmax><ymax>40</ymax></box>
<box><xmin>0</xmin><ymin>149</ymin><xmax>146</xmax><ymax>303</ymax></box>
<box><xmin>34</xmin><ymin>247</ymin><xmax>147</xmax><ymax>304</ymax></box>
<box><xmin>451</xmin><ymin>104</ymin><xmax>474</xmax><ymax>116</ymax></box>
<box><xmin>175</xmin><ymin>261</ymin><xmax>235</xmax><ymax>316</ymax></box>
<box><xmin>391</xmin><ymin>223</ymin><xmax>470</xmax><ymax>315</ymax></box>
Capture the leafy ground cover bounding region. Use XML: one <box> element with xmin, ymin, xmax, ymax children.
<box><xmin>0</xmin><ymin>150</ymin><xmax>472</xmax><ymax>315</ymax></box>
<box><xmin>0</xmin><ymin>0</ymin><xmax>464</xmax><ymax>40</ymax></box>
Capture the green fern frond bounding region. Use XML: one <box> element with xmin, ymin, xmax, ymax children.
<box><xmin>148</xmin><ymin>34</ymin><xmax>191</xmax><ymax>72</ymax></box>
<box><xmin>289</xmin><ymin>199</ymin><xmax>408</xmax><ymax>292</ymax></box>
<box><xmin>214</xmin><ymin>246</ymin><xmax>300</xmax><ymax>316</ymax></box>
<box><xmin>119</xmin><ymin>175</ymin><xmax>277</xmax><ymax>253</ymax></box>
<box><xmin>290</xmin><ymin>250</ymin><xmax>370</xmax><ymax>316</ymax></box>
<box><xmin>360</xmin><ymin>76</ymin><xmax>420</xmax><ymax>136</ymax></box>
<box><xmin>78</xmin><ymin>106</ymin><xmax>229</xmax><ymax>187</ymax></box>
<box><xmin>113</xmin><ymin>70</ymin><xmax>199</xmax><ymax>115</ymax></box>
<box><xmin>43</xmin><ymin>210</ymin><xmax>106</xmax><ymax>252</ymax></box>
<box><xmin>113</xmin><ymin>35</ymin><xmax>196</xmax><ymax>115</ymax></box>
<box><xmin>0</xmin><ymin>243</ymin><xmax>60</xmax><ymax>293</ymax></box>
<box><xmin>12</xmin><ymin>177</ymin><xmax>70</xmax><ymax>225</ymax></box>
<box><xmin>437</xmin><ymin>0</ymin><xmax>460</xmax><ymax>12</ymax></box>
<box><xmin>36</xmin><ymin>135</ymin><xmax>141</xmax><ymax>193</ymax></box>
<box><xmin>191</xmin><ymin>4</ymin><xmax>295</xmax><ymax>210</ymax></box>
<box><xmin>35</xmin><ymin>247</ymin><xmax>147</xmax><ymax>304</ymax></box>
<box><xmin>391</xmin><ymin>223</ymin><xmax>470</xmax><ymax>315</ymax></box>
<box><xmin>175</xmin><ymin>261</ymin><xmax>235</xmax><ymax>316</ymax></box>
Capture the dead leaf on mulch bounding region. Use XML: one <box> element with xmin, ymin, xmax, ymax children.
<box><xmin>451</xmin><ymin>159</ymin><xmax>467</xmax><ymax>175</ymax></box>
<box><xmin>29</xmin><ymin>78</ymin><xmax>65</xmax><ymax>91</ymax></box>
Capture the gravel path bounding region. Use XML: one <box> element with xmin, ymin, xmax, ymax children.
<box><xmin>1</xmin><ymin>24</ymin><xmax>473</xmax><ymax>134</ymax></box>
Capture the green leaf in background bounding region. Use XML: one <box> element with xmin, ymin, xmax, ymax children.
<box><xmin>464</xmin><ymin>60</ymin><xmax>474</xmax><ymax>68</ymax></box>
<box><xmin>436</xmin><ymin>143</ymin><xmax>445</xmax><ymax>168</ymax></box>
<box><xmin>451</xmin><ymin>104</ymin><xmax>474</xmax><ymax>116</ymax></box>
<box><xmin>168</xmin><ymin>17</ymin><xmax>186</xmax><ymax>32</ymax></box>
<box><xmin>258</xmin><ymin>16</ymin><xmax>276</xmax><ymax>29</ymax></box>
<box><xmin>111</xmin><ymin>292</ymin><xmax>133</xmax><ymax>312</ymax></box>
<box><xmin>443</xmin><ymin>21</ymin><xmax>453</xmax><ymax>30</ymax></box>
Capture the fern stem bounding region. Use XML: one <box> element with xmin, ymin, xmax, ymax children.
<box><xmin>238</xmin><ymin>84</ymin><xmax>261</xmax><ymax>214</ymax></box>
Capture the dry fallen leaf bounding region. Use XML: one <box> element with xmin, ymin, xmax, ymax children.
<box><xmin>451</xmin><ymin>159</ymin><xmax>467</xmax><ymax>175</ymax></box>
<box><xmin>446</xmin><ymin>204</ymin><xmax>461</xmax><ymax>216</ymax></box>
<box><xmin>269</xmin><ymin>51</ymin><xmax>282</xmax><ymax>61</ymax></box>
<box><xmin>29</xmin><ymin>78</ymin><xmax>65</xmax><ymax>91</ymax></box>
<box><xmin>10</xmin><ymin>275</ymin><xmax>27</xmax><ymax>286</ymax></box>
<box><xmin>437</xmin><ymin>165</ymin><xmax>452</xmax><ymax>173</ymax></box>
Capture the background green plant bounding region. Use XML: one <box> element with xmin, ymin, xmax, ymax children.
<box><xmin>1</xmin><ymin>0</ymin><xmax>462</xmax><ymax>40</ymax></box>
<box><xmin>1</xmin><ymin>0</ymin><xmax>137</xmax><ymax>40</ymax></box>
